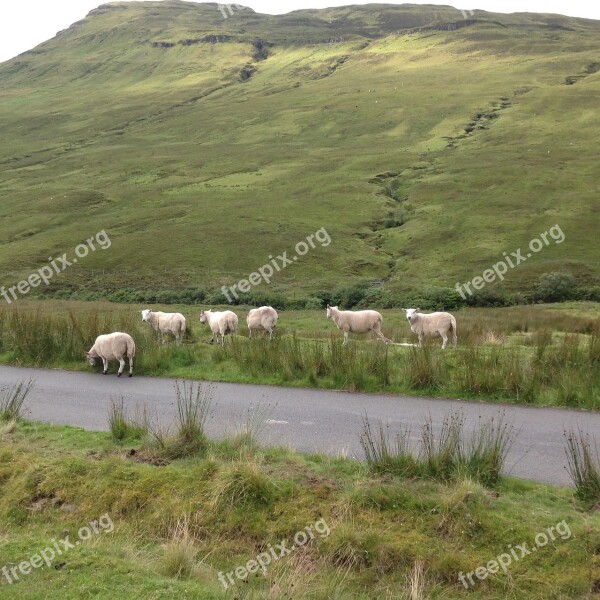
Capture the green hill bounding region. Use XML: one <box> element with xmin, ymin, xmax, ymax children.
<box><xmin>1</xmin><ymin>1</ymin><xmax>599</xmax><ymax>305</ymax></box>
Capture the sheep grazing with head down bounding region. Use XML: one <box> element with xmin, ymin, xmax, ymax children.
<box><xmin>402</xmin><ymin>308</ymin><xmax>457</xmax><ymax>349</ymax></box>
<box><xmin>141</xmin><ymin>309</ymin><xmax>187</xmax><ymax>346</ymax></box>
<box><xmin>326</xmin><ymin>305</ymin><xmax>387</xmax><ymax>345</ymax></box>
<box><xmin>246</xmin><ymin>306</ymin><xmax>278</xmax><ymax>340</ymax></box>
<box><xmin>86</xmin><ymin>332</ymin><xmax>136</xmax><ymax>377</ymax></box>
<box><xmin>200</xmin><ymin>310</ymin><xmax>238</xmax><ymax>346</ymax></box>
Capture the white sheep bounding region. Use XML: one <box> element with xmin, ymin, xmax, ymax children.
<box><xmin>402</xmin><ymin>308</ymin><xmax>457</xmax><ymax>349</ymax></box>
<box><xmin>326</xmin><ymin>305</ymin><xmax>387</xmax><ymax>345</ymax></box>
<box><xmin>86</xmin><ymin>332</ymin><xmax>136</xmax><ymax>377</ymax></box>
<box><xmin>200</xmin><ymin>309</ymin><xmax>238</xmax><ymax>346</ymax></box>
<box><xmin>246</xmin><ymin>306</ymin><xmax>278</xmax><ymax>340</ymax></box>
<box><xmin>141</xmin><ymin>309</ymin><xmax>187</xmax><ymax>346</ymax></box>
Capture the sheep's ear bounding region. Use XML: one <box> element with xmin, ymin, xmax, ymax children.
<box><xmin>415</xmin><ymin>308</ymin><xmax>421</xmax><ymax>312</ymax></box>
<box><xmin>402</xmin><ymin>308</ymin><xmax>407</xmax><ymax>313</ymax></box>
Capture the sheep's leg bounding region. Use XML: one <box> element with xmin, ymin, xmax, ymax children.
<box><xmin>343</xmin><ymin>331</ymin><xmax>349</xmax><ymax>345</ymax></box>
<box><xmin>268</xmin><ymin>328</ymin><xmax>273</xmax><ymax>341</ymax></box>
<box><xmin>102</xmin><ymin>358</ymin><xmax>109</xmax><ymax>374</ymax></box>
<box><xmin>440</xmin><ymin>333</ymin><xmax>448</xmax><ymax>349</ymax></box>
<box><xmin>373</xmin><ymin>328</ymin><xmax>386</xmax><ymax>343</ymax></box>
<box><xmin>249</xmin><ymin>329</ymin><xmax>253</xmax><ymax>339</ymax></box>
<box><xmin>452</xmin><ymin>330</ymin><xmax>458</xmax><ymax>348</ymax></box>
<box><xmin>117</xmin><ymin>358</ymin><xmax>125</xmax><ymax>377</ymax></box>
<box><xmin>418</xmin><ymin>334</ymin><xmax>423</xmax><ymax>348</ymax></box>
<box><xmin>129</xmin><ymin>355</ymin><xmax>134</xmax><ymax>377</ymax></box>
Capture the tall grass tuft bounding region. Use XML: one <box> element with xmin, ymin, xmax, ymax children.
<box><xmin>175</xmin><ymin>380</ymin><xmax>211</xmax><ymax>442</ymax></box>
<box><xmin>167</xmin><ymin>380</ymin><xmax>212</xmax><ymax>458</ymax></box>
<box><xmin>137</xmin><ymin>381</ymin><xmax>213</xmax><ymax>462</ymax></box>
<box><xmin>564</xmin><ymin>428</ymin><xmax>600</xmax><ymax>504</ymax></box>
<box><xmin>361</xmin><ymin>411</ymin><xmax>512</xmax><ymax>486</ymax></box>
<box><xmin>230</xmin><ymin>403</ymin><xmax>273</xmax><ymax>451</ymax></box>
<box><xmin>0</xmin><ymin>379</ymin><xmax>33</xmax><ymax>422</ymax></box>
<box><xmin>107</xmin><ymin>397</ymin><xmax>149</xmax><ymax>442</ymax></box>
<box><xmin>407</xmin><ymin>559</ymin><xmax>427</xmax><ymax>600</ymax></box>
<box><xmin>588</xmin><ymin>327</ymin><xmax>600</xmax><ymax>364</ymax></box>
<box><xmin>463</xmin><ymin>413</ymin><xmax>514</xmax><ymax>487</ymax></box>
<box><xmin>210</xmin><ymin>459</ymin><xmax>277</xmax><ymax>509</ymax></box>
<box><xmin>162</xmin><ymin>515</ymin><xmax>197</xmax><ymax>579</ymax></box>
<box><xmin>360</xmin><ymin>415</ymin><xmax>415</xmax><ymax>476</ymax></box>
<box><xmin>403</xmin><ymin>346</ymin><xmax>444</xmax><ymax>390</ymax></box>
<box><xmin>420</xmin><ymin>412</ymin><xmax>463</xmax><ymax>480</ymax></box>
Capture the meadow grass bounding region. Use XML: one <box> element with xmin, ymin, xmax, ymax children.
<box><xmin>0</xmin><ymin>412</ymin><xmax>598</xmax><ymax>599</ymax></box>
<box><xmin>1</xmin><ymin>300</ymin><xmax>599</xmax><ymax>409</ymax></box>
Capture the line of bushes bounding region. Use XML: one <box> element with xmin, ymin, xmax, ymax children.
<box><xmin>37</xmin><ymin>271</ymin><xmax>600</xmax><ymax>311</ymax></box>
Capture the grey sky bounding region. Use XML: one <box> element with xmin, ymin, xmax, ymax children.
<box><xmin>1</xmin><ymin>0</ymin><xmax>599</xmax><ymax>63</ymax></box>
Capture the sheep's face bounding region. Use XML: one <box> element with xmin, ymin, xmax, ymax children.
<box><xmin>141</xmin><ymin>309</ymin><xmax>152</xmax><ymax>322</ymax></box>
<box><xmin>402</xmin><ymin>308</ymin><xmax>420</xmax><ymax>322</ymax></box>
<box><xmin>86</xmin><ymin>353</ymin><xmax>96</xmax><ymax>367</ymax></box>
<box><xmin>326</xmin><ymin>305</ymin><xmax>336</xmax><ymax>319</ymax></box>
<box><xmin>199</xmin><ymin>311</ymin><xmax>208</xmax><ymax>324</ymax></box>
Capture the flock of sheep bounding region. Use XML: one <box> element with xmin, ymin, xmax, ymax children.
<box><xmin>85</xmin><ymin>306</ymin><xmax>458</xmax><ymax>377</ymax></box>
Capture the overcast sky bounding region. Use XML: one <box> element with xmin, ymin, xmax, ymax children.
<box><xmin>1</xmin><ymin>0</ymin><xmax>599</xmax><ymax>63</ymax></box>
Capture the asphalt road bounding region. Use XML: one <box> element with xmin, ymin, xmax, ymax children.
<box><xmin>2</xmin><ymin>364</ymin><xmax>598</xmax><ymax>487</ymax></box>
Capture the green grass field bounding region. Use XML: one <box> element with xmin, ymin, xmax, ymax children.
<box><xmin>1</xmin><ymin>299</ymin><xmax>599</xmax><ymax>409</ymax></box>
<box><xmin>0</xmin><ymin>409</ymin><xmax>598</xmax><ymax>599</ymax></box>
<box><xmin>0</xmin><ymin>2</ymin><xmax>599</xmax><ymax>301</ymax></box>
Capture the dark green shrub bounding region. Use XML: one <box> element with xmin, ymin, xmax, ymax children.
<box><xmin>534</xmin><ymin>272</ymin><xmax>578</xmax><ymax>303</ymax></box>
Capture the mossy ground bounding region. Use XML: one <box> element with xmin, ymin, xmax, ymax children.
<box><xmin>0</xmin><ymin>419</ymin><xmax>599</xmax><ymax>599</ymax></box>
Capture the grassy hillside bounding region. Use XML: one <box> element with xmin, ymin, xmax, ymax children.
<box><xmin>0</xmin><ymin>2</ymin><xmax>599</xmax><ymax>302</ymax></box>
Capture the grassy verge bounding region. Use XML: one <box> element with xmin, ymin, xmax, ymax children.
<box><xmin>0</xmin><ymin>403</ymin><xmax>599</xmax><ymax>598</ymax></box>
<box><xmin>0</xmin><ymin>300</ymin><xmax>599</xmax><ymax>409</ymax></box>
